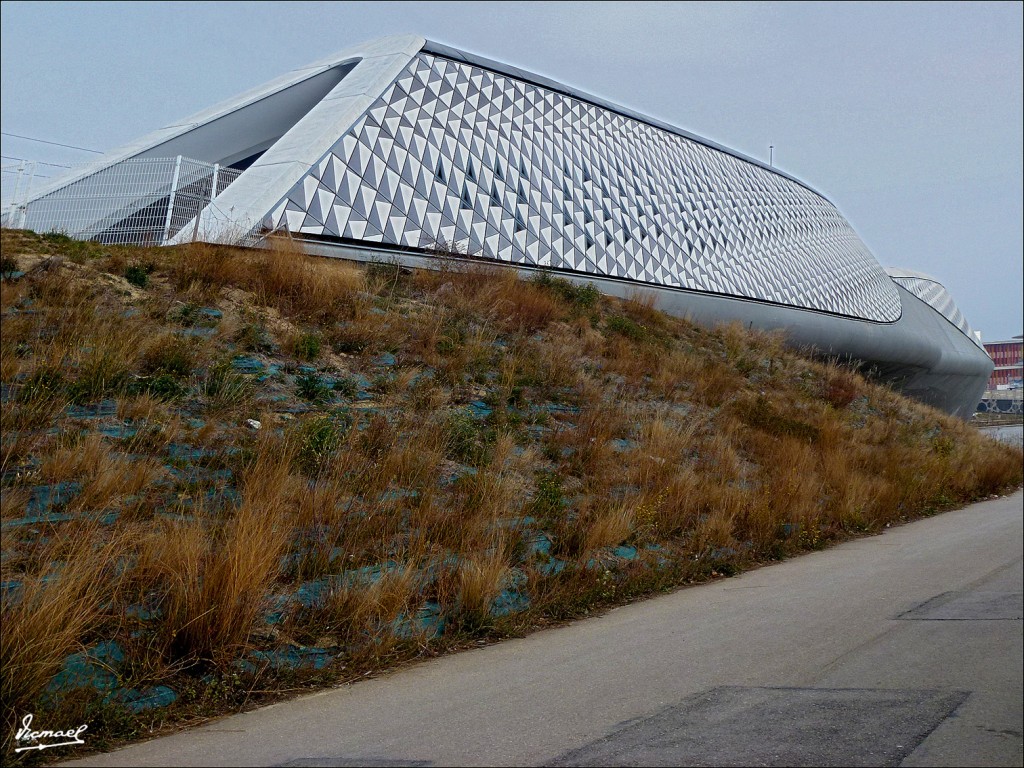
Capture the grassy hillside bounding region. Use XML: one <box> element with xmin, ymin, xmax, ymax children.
<box><xmin>1</xmin><ymin>228</ymin><xmax>1020</xmax><ymax>760</ymax></box>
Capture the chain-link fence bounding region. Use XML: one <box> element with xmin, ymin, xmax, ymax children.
<box><xmin>3</xmin><ymin>156</ymin><xmax>241</xmax><ymax>246</ymax></box>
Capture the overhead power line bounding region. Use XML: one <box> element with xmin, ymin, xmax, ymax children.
<box><xmin>1</xmin><ymin>131</ymin><xmax>103</xmax><ymax>154</ymax></box>
<box><xmin>0</xmin><ymin>167</ymin><xmax>50</xmax><ymax>179</ymax></box>
<box><xmin>0</xmin><ymin>154</ymin><xmax>71</xmax><ymax>168</ymax></box>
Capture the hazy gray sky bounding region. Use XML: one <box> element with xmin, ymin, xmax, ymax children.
<box><xmin>1</xmin><ymin>1</ymin><xmax>1021</xmax><ymax>340</ymax></box>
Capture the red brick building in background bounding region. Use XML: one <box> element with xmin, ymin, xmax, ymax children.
<box><xmin>983</xmin><ymin>335</ymin><xmax>1023</xmax><ymax>390</ymax></box>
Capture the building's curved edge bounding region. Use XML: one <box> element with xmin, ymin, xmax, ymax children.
<box><xmin>885</xmin><ymin>266</ymin><xmax>982</xmax><ymax>349</ymax></box>
<box><xmin>291</xmin><ymin>238</ymin><xmax>991</xmax><ymax>419</ymax></box>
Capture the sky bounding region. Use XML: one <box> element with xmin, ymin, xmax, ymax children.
<box><xmin>1</xmin><ymin>1</ymin><xmax>1021</xmax><ymax>341</ymax></box>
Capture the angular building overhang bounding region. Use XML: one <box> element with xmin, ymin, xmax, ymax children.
<box><xmin>12</xmin><ymin>35</ymin><xmax>992</xmax><ymax>417</ymax></box>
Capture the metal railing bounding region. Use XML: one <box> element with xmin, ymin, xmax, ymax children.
<box><xmin>3</xmin><ymin>156</ymin><xmax>241</xmax><ymax>246</ymax></box>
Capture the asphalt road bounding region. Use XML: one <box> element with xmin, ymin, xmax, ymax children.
<box><xmin>66</xmin><ymin>490</ymin><xmax>1023</xmax><ymax>767</ymax></box>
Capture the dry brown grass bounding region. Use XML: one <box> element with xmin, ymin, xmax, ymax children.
<box><xmin>488</xmin><ymin>270</ymin><xmax>566</xmax><ymax>332</ymax></box>
<box><xmin>655</xmin><ymin>467</ymin><xmax>704</xmax><ymax>536</ymax></box>
<box><xmin>0</xmin><ymin>486</ymin><xmax>31</xmax><ymax>522</ymax></box>
<box><xmin>631</xmin><ymin>408</ymin><xmax>705</xmax><ymax>488</ymax></box>
<box><xmin>690</xmin><ymin>496</ymin><xmax>742</xmax><ymax>557</ymax></box>
<box><xmin>132</xmin><ymin>436</ymin><xmax>295</xmax><ymax>666</ymax></box>
<box><xmin>0</xmin><ymin>528</ymin><xmax>123</xmax><ymax>751</ymax></box>
<box><xmin>170</xmin><ymin>238</ymin><xmax>366</xmax><ymax>321</ymax></box>
<box><xmin>313</xmin><ymin>563</ymin><xmax>421</xmax><ymax>646</ymax></box>
<box><xmin>40</xmin><ymin>433</ymin><xmax>164</xmax><ymax>511</ymax></box>
<box><xmin>585</xmin><ymin>504</ymin><xmax>635</xmax><ymax>552</ymax></box>
<box><xmin>160</xmin><ymin>509</ymin><xmax>287</xmax><ymax>665</ymax></box>
<box><xmin>170</xmin><ymin>241</ymin><xmax>249</xmax><ymax>296</ymax></box>
<box><xmin>250</xmin><ymin>238</ymin><xmax>365</xmax><ymax>319</ymax></box>
<box><xmin>1</xmin><ymin>227</ymin><xmax>1022</xmax><ymax>756</ymax></box>
<box><xmin>549</xmin><ymin>403</ymin><xmax>629</xmax><ymax>477</ymax></box>
<box><xmin>450</xmin><ymin>546</ymin><xmax>512</xmax><ymax>624</ymax></box>
<box><xmin>652</xmin><ymin>348</ymin><xmax>705</xmax><ymax>400</ymax></box>
<box><xmin>821</xmin><ymin>358</ymin><xmax>865</xmax><ymax>409</ymax></box>
<box><xmin>622</xmin><ymin>289</ymin><xmax>670</xmax><ymax>331</ymax></box>
<box><xmin>116</xmin><ymin>392</ymin><xmax>170</xmax><ymax>423</ymax></box>
<box><xmin>1</xmin><ymin>398</ymin><xmax>66</xmax><ymax>475</ymax></box>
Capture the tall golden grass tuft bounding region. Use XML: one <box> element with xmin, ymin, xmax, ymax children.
<box><xmin>821</xmin><ymin>358</ymin><xmax>865</xmax><ymax>409</ymax></box>
<box><xmin>1</xmin><ymin>529</ymin><xmax>122</xmax><ymax>751</ymax></box>
<box><xmin>622</xmin><ymin>289</ymin><xmax>669</xmax><ymax>331</ymax></box>
<box><xmin>652</xmin><ymin>348</ymin><xmax>704</xmax><ymax>400</ymax></box>
<box><xmin>170</xmin><ymin>241</ymin><xmax>248</xmax><ymax>295</ymax></box>
<box><xmin>40</xmin><ymin>433</ymin><xmax>164</xmax><ymax>511</ymax></box>
<box><xmin>489</xmin><ymin>270</ymin><xmax>565</xmax><ymax>332</ymax></box>
<box><xmin>144</xmin><ymin>436</ymin><xmax>296</xmax><ymax>665</ymax></box>
<box><xmin>689</xmin><ymin>486</ymin><xmax>745</xmax><ymax>558</ymax></box>
<box><xmin>632</xmin><ymin>408</ymin><xmax>705</xmax><ymax>488</ymax></box>
<box><xmin>585</xmin><ymin>504</ymin><xmax>635</xmax><ymax>552</ymax></box>
<box><xmin>317</xmin><ymin>563</ymin><xmax>421</xmax><ymax>647</ymax></box>
<box><xmin>251</xmin><ymin>237</ymin><xmax>365</xmax><ymax>319</ymax></box>
<box><xmin>452</xmin><ymin>546</ymin><xmax>512</xmax><ymax>625</ymax></box>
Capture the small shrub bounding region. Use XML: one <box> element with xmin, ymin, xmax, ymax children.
<box><xmin>330</xmin><ymin>324</ymin><xmax>370</xmax><ymax>355</ymax></box>
<box><xmin>140</xmin><ymin>334</ymin><xmax>194</xmax><ymax>377</ymax></box>
<box><xmin>931</xmin><ymin>432</ymin><xmax>956</xmax><ymax>457</ymax></box>
<box><xmin>296</xmin><ymin>415</ymin><xmax>346</xmax><ymax>474</ymax></box>
<box><xmin>69</xmin><ymin>340</ymin><xmax>135</xmax><ymax>404</ymax></box>
<box><xmin>532</xmin><ymin>271</ymin><xmax>601</xmax><ymax>309</ymax></box>
<box><xmin>146</xmin><ymin>373</ymin><xmax>187</xmax><ymax>400</ymax></box>
<box><xmin>293</xmin><ymin>332</ymin><xmax>322</xmax><ymax>361</ymax></box>
<box><xmin>168</xmin><ymin>302</ymin><xmax>219</xmax><ymax>329</ymax></box>
<box><xmin>444</xmin><ymin>411</ymin><xmax>492</xmax><ymax>464</ymax></box>
<box><xmin>17</xmin><ymin>367</ymin><xmax>67</xmax><ymax>402</ymax></box>
<box><xmin>366</xmin><ymin>259</ymin><xmax>411</xmax><ymax>298</ymax></box>
<box><xmin>436</xmin><ymin>334</ymin><xmax>460</xmax><ymax>355</ymax></box>
<box><xmin>823</xmin><ymin>363</ymin><xmax>863</xmax><ymax>409</ymax></box>
<box><xmin>170</xmin><ymin>302</ymin><xmax>201</xmax><ymax>327</ymax></box>
<box><xmin>533</xmin><ymin>471</ymin><xmax>565</xmax><ymax>517</ymax></box>
<box><xmin>369</xmin><ymin>373</ymin><xmax>394</xmax><ymax>395</ymax></box>
<box><xmin>296</xmin><ymin>373</ymin><xmax>332</xmax><ymax>402</ymax></box>
<box><xmin>123</xmin><ymin>263</ymin><xmax>153</xmax><ymax>289</ymax></box>
<box><xmin>0</xmin><ymin>254</ymin><xmax>18</xmax><ymax>278</ymax></box>
<box><xmin>40</xmin><ymin>231</ymin><xmax>103</xmax><ymax>260</ymax></box>
<box><xmin>606</xmin><ymin>315</ymin><xmax>647</xmax><ymax>342</ymax></box>
<box><xmin>235</xmin><ymin>321</ymin><xmax>274</xmax><ymax>354</ymax></box>
<box><xmin>334</xmin><ymin>337</ymin><xmax>369</xmax><ymax>355</ymax></box>
<box><xmin>201</xmin><ymin>360</ymin><xmax>251</xmax><ymax>411</ymax></box>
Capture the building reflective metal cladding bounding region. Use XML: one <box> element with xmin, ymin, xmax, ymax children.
<box><xmin>17</xmin><ymin>35</ymin><xmax>993</xmax><ymax>418</ymax></box>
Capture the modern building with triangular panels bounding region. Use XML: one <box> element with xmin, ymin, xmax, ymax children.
<box><xmin>10</xmin><ymin>35</ymin><xmax>992</xmax><ymax>417</ymax></box>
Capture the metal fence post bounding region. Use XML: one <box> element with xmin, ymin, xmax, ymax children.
<box><xmin>7</xmin><ymin>161</ymin><xmax>26</xmax><ymax>224</ymax></box>
<box><xmin>190</xmin><ymin>163</ymin><xmax>220</xmax><ymax>243</ymax></box>
<box><xmin>161</xmin><ymin>155</ymin><xmax>183</xmax><ymax>245</ymax></box>
<box><xmin>17</xmin><ymin>162</ymin><xmax>37</xmax><ymax>229</ymax></box>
